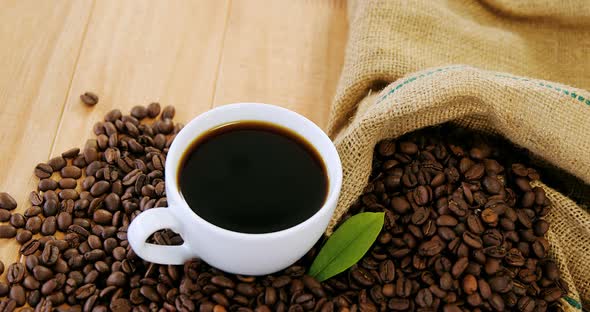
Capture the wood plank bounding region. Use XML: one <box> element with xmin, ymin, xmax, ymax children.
<box><xmin>0</xmin><ymin>0</ymin><xmax>93</xmax><ymax>263</ymax></box>
<box><xmin>51</xmin><ymin>0</ymin><xmax>231</xmax><ymax>154</ymax></box>
<box><xmin>212</xmin><ymin>0</ymin><xmax>348</xmax><ymax>129</ymax></box>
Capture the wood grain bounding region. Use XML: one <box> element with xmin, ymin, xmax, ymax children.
<box><xmin>51</xmin><ymin>0</ymin><xmax>231</xmax><ymax>154</ymax></box>
<box><xmin>0</xmin><ymin>0</ymin><xmax>93</xmax><ymax>263</ymax></box>
<box><xmin>213</xmin><ymin>0</ymin><xmax>348</xmax><ymax>129</ymax></box>
<box><xmin>0</xmin><ymin>0</ymin><xmax>347</xmax><ymax>270</ymax></box>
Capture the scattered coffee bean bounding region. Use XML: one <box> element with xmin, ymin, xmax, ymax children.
<box><xmin>80</xmin><ymin>92</ymin><xmax>99</xmax><ymax>105</ymax></box>
<box><xmin>60</xmin><ymin>166</ymin><xmax>82</xmax><ymax>179</ymax></box>
<box><xmin>0</xmin><ymin>192</ymin><xmax>17</xmax><ymax>210</ymax></box>
<box><xmin>47</xmin><ymin>156</ymin><xmax>66</xmax><ymax>171</ymax></box>
<box><xmin>7</xmin><ymin>263</ymin><xmax>26</xmax><ymax>284</ymax></box>
<box><xmin>147</xmin><ymin>102</ymin><xmax>161</xmax><ymax>118</ymax></box>
<box><xmin>9</xmin><ymin>213</ymin><xmax>25</xmax><ymax>228</ymax></box>
<box><xmin>0</xmin><ymin>225</ymin><xmax>17</xmax><ymax>238</ymax></box>
<box><xmin>161</xmin><ymin>105</ymin><xmax>175</xmax><ymax>119</ymax></box>
<box><xmin>15</xmin><ymin>229</ymin><xmax>32</xmax><ymax>244</ymax></box>
<box><xmin>0</xmin><ymin>209</ymin><xmax>11</xmax><ymax>222</ymax></box>
<box><xmin>34</xmin><ymin>163</ymin><xmax>53</xmax><ymax>179</ymax></box>
<box><xmin>9</xmin><ymin>284</ymin><xmax>26</xmax><ymax>306</ymax></box>
<box><xmin>131</xmin><ymin>105</ymin><xmax>148</xmax><ymax>119</ymax></box>
<box><xmin>20</xmin><ymin>239</ymin><xmax>40</xmax><ymax>256</ymax></box>
<box><xmin>62</xmin><ymin>147</ymin><xmax>80</xmax><ymax>159</ymax></box>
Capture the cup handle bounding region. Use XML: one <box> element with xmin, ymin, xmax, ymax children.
<box><xmin>127</xmin><ymin>207</ymin><xmax>194</xmax><ymax>265</ymax></box>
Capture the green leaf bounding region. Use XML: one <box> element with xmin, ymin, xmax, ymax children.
<box><xmin>309</xmin><ymin>212</ymin><xmax>384</xmax><ymax>281</ymax></box>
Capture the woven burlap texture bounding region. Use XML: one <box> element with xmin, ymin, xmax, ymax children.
<box><xmin>326</xmin><ymin>1</ymin><xmax>590</xmax><ymax>309</ymax></box>
<box><xmin>330</xmin><ymin>65</ymin><xmax>590</xmax><ymax>310</ymax></box>
<box><xmin>330</xmin><ymin>0</ymin><xmax>590</xmax><ymax>135</ymax></box>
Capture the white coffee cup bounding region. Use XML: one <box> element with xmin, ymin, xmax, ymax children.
<box><xmin>128</xmin><ymin>103</ymin><xmax>342</xmax><ymax>275</ymax></box>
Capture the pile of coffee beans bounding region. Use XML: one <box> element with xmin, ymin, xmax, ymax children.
<box><xmin>325</xmin><ymin>127</ymin><xmax>567</xmax><ymax>311</ymax></box>
<box><xmin>0</xmin><ymin>103</ymin><xmax>567</xmax><ymax>312</ymax></box>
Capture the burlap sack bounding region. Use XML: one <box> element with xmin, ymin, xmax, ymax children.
<box><xmin>327</xmin><ymin>1</ymin><xmax>590</xmax><ymax>310</ymax></box>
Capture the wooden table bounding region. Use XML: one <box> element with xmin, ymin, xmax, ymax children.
<box><xmin>0</xmin><ymin>0</ymin><xmax>347</xmax><ymax>265</ymax></box>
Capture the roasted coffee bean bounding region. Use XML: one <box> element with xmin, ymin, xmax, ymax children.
<box><xmin>488</xmin><ymin>293</ymin><xmax>504</xmax><ymax>311</ymax></box>
<box><xmin>0</xmin><ymin>209</ymin><xmax>11</xmax><ymax>222</ymax></box>
<box><xmin>62</xmin><ymin>147</ymin><xmax>80</xmax><ymax>158</ymax></box>
<box><xmin>379</xmin><ymin>260</ymin><xmax>395</xmax><ymax>283</ymax></box>
<box><xmin>106</xmin><ymin>271</ymin><xmax>127</xmax><ymax>287</ymax></box>
<box><xmin>20</xmin><ymin>239</ymin><xmax>40</xmax><ymax>256</ymax></box>
<box><xmin>33</xmin><ymin>265</ymin><xmax>53</xmax><ymax>282</ymax></box>
<box><xmin>41</xmin><ymin>244</ymin><xmax>59</xmax><ymax>266</ymax></box>
<box><xmin>105</xmin><ymin>108</ymin><xmax>122</xmax><ymax>122</ymax></box>
<box><xmin>90</xmin><ymin>181</ymin><xmax>110</xmax><ymax>196</ymax></box>
<box><xmin>436</xmin><ymin>215</ymin><xmax>458</xmax><ymax>227</ymax></box>
<box><xmin>448</xmin><ymin>257</ymin><xmax>467</xmax><ymax>278</ymax></box>
<box><xmin>43</xmin><ymin>198</ymin><xmax>58</xmax><ymax>217</ymax></box>
<box><xmin>7</xmin><ymin>263</ymin><xmax>26</xmax><ymax>284</ymax></box>
<box><xmin>161</xmin><ymin>105</ymin><xmax>175</xmax><ymax>119</ymax></box>
<box><xmin>480</xmin><ymin>208</ymin><xmax>498</xmax><ymax>225</ymax></box>
<box><xmin>0</xmin><ymin>192</ymin><xmax>17</xmax><ymax>210</ymax></box>
<box><xmin>84</xmin><ymin>249</ymin><xmax>105</xmax><ymax>261</ymax></box>
<box><xmin>140</xmin><ymin>285</ymin><xmax>160</xmax><ymax>302</ymax></box>
<box><xmin>464</xmin><ymin>163</ymin><xmax>485</xmax><ymax>180</ymax></box>
<box><xmin>56</xmin><ymin>212</ymin><xmax>73</xmax><ymax>231</ymax></box>
<box><xmin>387</xmin><ymin>298</ymin><xmax>410</xmax><ymax>310</ymax></box>
<box><xmin>80</xmin><ymin>92</ymin><xmax>99</xmax><ymax>105</ymax></box>
<box><xmin>152</xmin><ymin>154</ymin><xmax>165</xmax><ymax>171</ymax></box>
<box><xmin>41</xmin><ymin>279</ymin><xmax>57</xmax><ymax>296</ymax></box>
<box><xmin>93</xmin><ymin>209</ymin><xmax>113</xmax><ymax>225</ymax></box>
<box><xmin>8</xmin><ymin>213</ymin><xmax>25</xmax><ymax>228</ymax></box>
<box><xmin>378</xmin><ymin>141</ymin><xmax>396</xmax><ymax>157</ymax></box>
<box><xmin>10</xmin><ymin>284</ymin><xmax>26</xmax><ymax>306</ymax></box>
<box><xmin>462</xmin><ymin>274</ymin><xmax>477</xmax><ymax>294</ymax></box>
<box><xmin>466</xmin><ymin>214</ymin><xmax>484</xmax><ymax>235</ymax></box>
<box><xmin>58</xmin><ymin>178</ymin><xmax>77</xmax><ymax>189</ymax></box>
<box><xmin>46</xmin><ymin>157</ymin><xmax>66</xmax><ymax>172</ymax></box>
<box><xmin>437</xmin><ymin>227</ymin><xmax>456</xmax><ymax>241</ymax></box>
<box><xmin>61</xmin><ymin>166</ymin><xmax>82</xmax><ymax>179</ymax></box>
<box><xmin>390</xmin><ymin>196</ymin><xmax>411</xmax><ymax>214</ymax></box>
<box><xmin>41</xmin><ymin>216</ymin><xmax>57</xmax><ymax>235</ymax></box>
<box><xmin>413</xmin><ymin>185</ymin><xmax>430</xmax><ymax>206</ymax></box>
<box><xmin>236</xmin><ymin>283</ymin><xmax>258</xmax><ymax>297</ymax></box>
<box><xmin>489</xmin><ymin>275</ymin><xmax>512</xmax><ymax>293</ymax></box>
<box><xmin>532</xmin><ymin>238</ymin><xmax>549</xmax><ymax>258</ymax></box>
<box><xmin>147</xmin><ymin>102</ymin><xmax>161</xmax><ymax>118</ymax></box>
<box><xmin>23</xmin><ymin>275</ymin><xmax>40</xmax><ymax>290</ymax></box>
<box><xmin>351</xmin><ymin>267</ymin><xmax>374</xmax><ymax>286</ymax></box>
<box><xmin>0</xmin><ymin>225</ymin><xmax>16</xmax><ymax>238</ymax></box>
<box><xmin>38</xmin><ymin>178</ymin><xmax>58</xmax><ymax>191</ymax></box>
<box><xmin>0</xmin><ymin>283</ymin><xmax>8</xmax><ymax>297</ymax></box>
<box><xmin>29</xmin><ymin>192</ymin><xmax>44</xmax><ymax>207</ymax></box>
<box><xmin>272</xmin><ymin>276</ymin><xmax>292</xmax><ymax>288</ymax></box>
<box><xmin>35</xmin><ymin>163</ymin><xmax>54</xmax><ymax>179</ymax></box>
<box><xmin>75</xmin><ymin>284</ymin><xmax>96</xmax><ymax>300</ymax></box>
<box><xmin>210</xmin><ymin>276</ymin><xmax>235</xmax><ymax>289</ymax></box>
<box><xmin>415</xmin><ymin>288</ymin><xmax>433</xmax><ymax>308</ymax></box>
<box><xmin>462</xmin><ymin>231</ymin><xmax>483</xmax><ymax>249</ymax></box>
<box><xmin>542</xmin><ymin>287</ymin><xmax>562</xmax><ymax>302</ymax></box>
<box><xmin>23</xmin><ymin>206</ymin><xmax>41</xmax><ymax>219</ymax></box>
<box><xmin>418</xmin><ymin>237</ymin><xmax>445</xmax><ymax>256</ymax></box>
<box><xmin>130</xmin><ymin>105</ymin><xmax>148</xmax><ymax>119</ymax></box>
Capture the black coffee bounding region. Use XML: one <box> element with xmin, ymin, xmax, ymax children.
<box><xmin>178</xmin><ymin>121</ymin><xmax>328</xmax><ymax>233</ymax></box>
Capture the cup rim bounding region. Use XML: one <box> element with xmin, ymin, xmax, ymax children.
<box><xmin>165</xmin><ymin>103</ymin><xmax>343</xmax><ymax>240</ymax></box>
